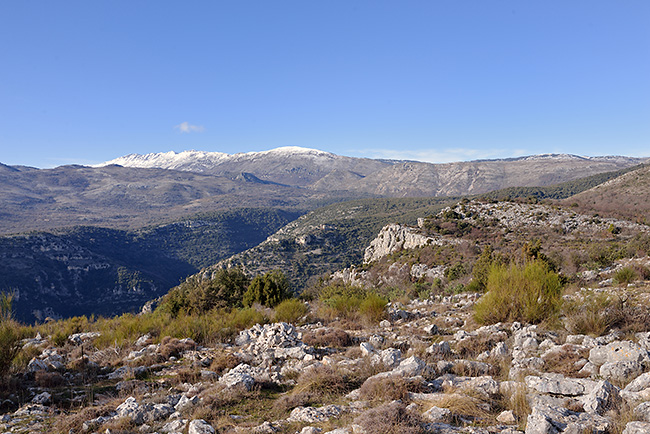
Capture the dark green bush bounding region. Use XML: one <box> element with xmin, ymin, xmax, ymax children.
<box><xmin>243</xmin><ymin>270</ymin><xmax>292</xmax><ymax>307</ymax></box>
<box><xmin>161</xmin><ymin>268</ymin><xmax>250</xmax><ymax>315</ymax></box>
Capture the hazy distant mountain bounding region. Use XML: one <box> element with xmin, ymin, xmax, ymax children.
<box><xmin>99</xmin><ymin>146</ymin><xmax>395</xmax><ymax>187</ymax></box>
<box><xmin>0</xmin><ymin>147</ymin><xmax>644</xmax><ymax>234</ymax></box>
<box><xmin>99</xmin><ymin>147</ymin><xmax>647</xmax><ymax>196</ymax></box>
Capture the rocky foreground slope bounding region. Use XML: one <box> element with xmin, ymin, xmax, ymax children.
<box><xmin>3</xmin><ymin>274</ymin><xmax>650</xmax><ymax>434</ymax></box>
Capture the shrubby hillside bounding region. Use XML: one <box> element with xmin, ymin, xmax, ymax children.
<box><xmin>1</xmin><ymin>197</ymin><xmax>650</xmax><ymax>433</ymax></box>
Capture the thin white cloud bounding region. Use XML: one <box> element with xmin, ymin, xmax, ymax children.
<box><xmin>174</xmin><ymin>121</ymin><xmax>205</xmax><ymax>133</ymax></box>
<box><xmin>354</xmin><ymin>147</ymin><xmax>517</xmax><ymax>164</ymax></box>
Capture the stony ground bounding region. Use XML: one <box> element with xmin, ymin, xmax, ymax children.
<box><xmin>3</xmin><ymin>278</ymin><xmax>650</xmax><ymax>434</ymax></box>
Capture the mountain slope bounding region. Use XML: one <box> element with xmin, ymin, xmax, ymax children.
<box><xmin>563</xmin><ymin>164</ymin><xmax>650</xmax><ymax>223</ymax></box>
<box><xmin>0</xmin><ymin>208</ymin><xmax>300</xmax><ymax>322</ymax></box>
<box><xmin>0</xmin><ymin>164</ymin><xmax>342</xmax><ymax>234</ymax></box>
<box><xmin>179</xmin><ymin>197</ymin><xmax>458</xmax><ymax>292</ymax></box>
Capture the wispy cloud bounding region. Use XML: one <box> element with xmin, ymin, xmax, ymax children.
<box><xmin>353</xmin><ymin>147</ymin><xmax>523</xmax><ymax>164</ymax></box>
<box><xmin>174</xmin><ymin>121</ymin><xmax>205</xmax><ymax>133</ymax></box>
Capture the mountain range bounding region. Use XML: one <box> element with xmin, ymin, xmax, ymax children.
<box><xmin>99</xmin><ymin>147</ymin><xmax>646</xmax><ymax>197</ymax></box>
<box><xmin>1</xmin><ymin>147</ymin><xmax>648</xmax><ymax>322</ymax></box>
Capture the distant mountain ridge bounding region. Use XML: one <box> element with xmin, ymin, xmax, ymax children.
<box><xmin>98</xmin><ymin>147</ymin><xmax>395</xmax><ymax>187</ymax></box>
<box><xmin>97</xmin><ymin>147</ymin><xmax>647</xmax><ymax>196</ymax></box>
<box><xmin>0</xmin><ymin>148</ymin><xmax>645</xmax><ymax>234</ymax></box>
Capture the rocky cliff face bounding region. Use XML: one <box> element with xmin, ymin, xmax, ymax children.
<box><xmin>363</xmin><ymin>223</ymin><xmax>451</xmax><ymax>263</ymax></box>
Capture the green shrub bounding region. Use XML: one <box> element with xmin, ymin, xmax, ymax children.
<box><xmin>471</xmin><ymin>246</ymin><xmax>495</xmax><ymax>291</ymax></box>
<box><xmin>161</xmin><ymin>268</ymin><xmax>250</xmax><ymax>316</ymax></box>
<box><xmin>0</xmin><ymin>292</ymin><xmax>20</xmax><ymax>378</ymax></box>
<box><xmin>273</xmin><ymin>298</ymin><xmax>308</xmax><ymax>324</ymax></box>
<box><xmin>474</xmin><ymin>259</ymin><xmax>563</xmax><ymax>324</ymax></box>
<box><xmin>359</xmin><ymin>294</ymin><xmax>388</xmax><ymax>324</ymax></box>
<box><xmin>0</xmin><ymin>320</ymin><xmax>21</xmax><ymax>378</ymax></box>
<box><xmin>614</xmin><ymin>267</ymin><xmax>637</xmax><ymax>286</ymax></box>
<box><xmin>444</xmin><ymin>263</ymin><xmax>466</xmax><ymax>281</ymax></box>
<box><xmin>243</xmin><ymin>270</ymin><xmax>291</xmax><ymax>307</ymax></box>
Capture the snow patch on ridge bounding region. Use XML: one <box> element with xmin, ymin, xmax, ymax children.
<box><xmin>96</xmin><ymin>147</ymin><xmax>335</xmax><ymax>170</ymax></box>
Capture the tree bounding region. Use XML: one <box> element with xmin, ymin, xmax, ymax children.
<box><xmin>190</xmin><ymin>268</ymin><xmax>250</xmax><ymax>312</ymax></box>
<box><xmin>243</xmin><ymin>270</ymin><xmax>292</xmax><ymax>308</ymax></box>
<box><xmin>161</xmin><ymin>267</ymin><xmax>250</xmax><ymax>316</ymax></box>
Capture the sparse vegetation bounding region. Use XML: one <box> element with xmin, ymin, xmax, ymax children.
<box><xmin>474</xmin><ymin>259</ymin><xmax>564</xmax><ymax>324</ymax></box>
<box><xmin>0</xmin><ymin>292</ymin><xmax>21</xmax><ymax>379</ymax></box>
<box><xmin>354</xmin><ymin>401</ymin><xmax>425</xmax><ymax>434</ymax></box>
<box><xmin>614</xmin><ymin>266</ymin><xmax>638</xmax><ymax>286</ymax></box>
<box><xmin>273</xmin><ymin>298</ymin><xmax>309</xmax><ymax>323</ymax></box>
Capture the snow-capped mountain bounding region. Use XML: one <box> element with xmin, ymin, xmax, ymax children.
<box><xmin>97</xmin><ymin>146</ymin><xmax>395</xmax><ymax>187</ymax></box>
<box><xmin>98</xmin><ymin>147</ymin><xmax>338</xmax><ymax>172</ymax></box>
<box><xmin>96</xmin><ymin>147</ymin><xmax>647</xmax><ymax>194</ymax></box>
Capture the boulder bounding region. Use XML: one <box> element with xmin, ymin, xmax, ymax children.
<box><xmin>219</xmin><ymin>363</ymin><xmax>256</xmax><ymax>391</ymax></box>
<box><xmin>633</xmin><ymin>401</ymin><xmax>650</xmax><ymax>422</ymax></box>
<box><xmin>288</xmin><ymin>405</ymin><xmax>345</xmax><ymax>423</ymax></box>
<box><xmin>188</xmin><ymin>419</ymin><xmax>215</xmax><ymax>434</ymax></box>
<box><xmin>588</xmin><ymin>341</ymin><xmax>650</xmax><ymax>366</ymax></box>
<box><xmin>525</xmin><ymin>374</ymin><xmax>586</xmax><ymax>397</ymax></box>
<box><xmin>624</xmin><ymin>372</ymin><xmax>650</xmax><ymax>392</ymax></box>
<box><xmin>422</xmin><ymin>405</ymin><xmax>451</xmax><ymax>423</ymax></box>
<box><xmin>599</xmin><ymin>361</ymin><xmax>643</xmax><ymax>383</ymax></box>
<box><xmin>623</xmin><ymin>421</ymin><xmax>650</xmax><ymax>434</ymax></box>
<box><xmin>581</xmin><ymin>380</ymin><xmax>620</xmax><ymax>415</ymax></box>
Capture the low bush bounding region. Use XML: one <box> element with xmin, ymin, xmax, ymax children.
<box><xmin>359</xmin><ymin>293</ymin><xmax>388</xmax><ymax>324</ymax></box>
<box><xmin>431</xmin><ymin>393</ymin><xmax>491</xmax><ymax>424</ymax></box>
<box><xmin>159</xmin><ymin>336</ymin><xmax>196</xmax><ymax>359</ymax></box>
<box><xmin>454</xmin><ymin>333</ymin><xmax>503</xmax><ymax>359</ymax></box>
<box><xmin>209</xmin><ymin>352</ymin><xmax>240</xmax><ymax>375</ymax></box>
<box><xmin>35</xmin><ymin>370</ymin><xmax>66</xmax><ymax>388</ymax></box>
<box><xmin>0</xmin><ymin>293</ymin><xmax>21</xmax><ymax>379</ymax></box>
<box><xmin>564</xmin><ymin>291</ymin><xmax>650</xmax><ymax>336</ymax></box>
<box><xmin>614</xmin><ymin>267</ymin><xmax>637</xmax><ymax>286</ymax></box>
<box><xmin>273</xmin><ymin>298</ymin><xmax>308</xmax><ymax>324</ymax></box>
<box><xmin>474</xmin><ymin>259</ymin><xmax>563</xmax><ymax>324</ymax></box>
<box><xmin>317</xmin><ymin>284</ymin><xmax>388</xmax><ymax>325</ymax></box>
<box><xmin>291</xmin><ymin>365</ymin><xmax>353</xmax><ymax>400</ymax></box>
<box><xmin>563</xmin><ymin>292</ymin><xmax>616</xmax><ymax>336</ymax></box>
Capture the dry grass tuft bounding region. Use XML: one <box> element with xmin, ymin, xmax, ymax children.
<box><xmin>209</xmin><ymin>351</ymin><xmax>240</xmax><ymax>375</ymax></box>
<box><xmin>431</xmin><ymin>393</ymin><xmax>491</xmax><ymax>423</ymax></box>
<box><xmin>542</xmin><ymin>344</ymin><xmax>590</xmax><ymax>377</ymax></box>
<box><xmin>159</xmin><ymin>336</ymin><xmax>196</xmax><ymax>359</ymax></box>
<box><xmin>354</xmin><ymin>401</ymin><xmax>425</xmax><ymax>434</ymax></box>
<box><xmin>302</xmin><ymin>328</ymin><xmax>352</xmax><ymax>348</ymax></box>
<box><xmin>358</xmin><ymin>375</ymin><xmax>411</xmax><ymax>403</ymax></box>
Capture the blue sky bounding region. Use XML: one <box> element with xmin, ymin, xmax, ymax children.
<box><xmin>1</xmin><ymin>1</ymin><xmax>648</xmax><ymax>168</ymax></box>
